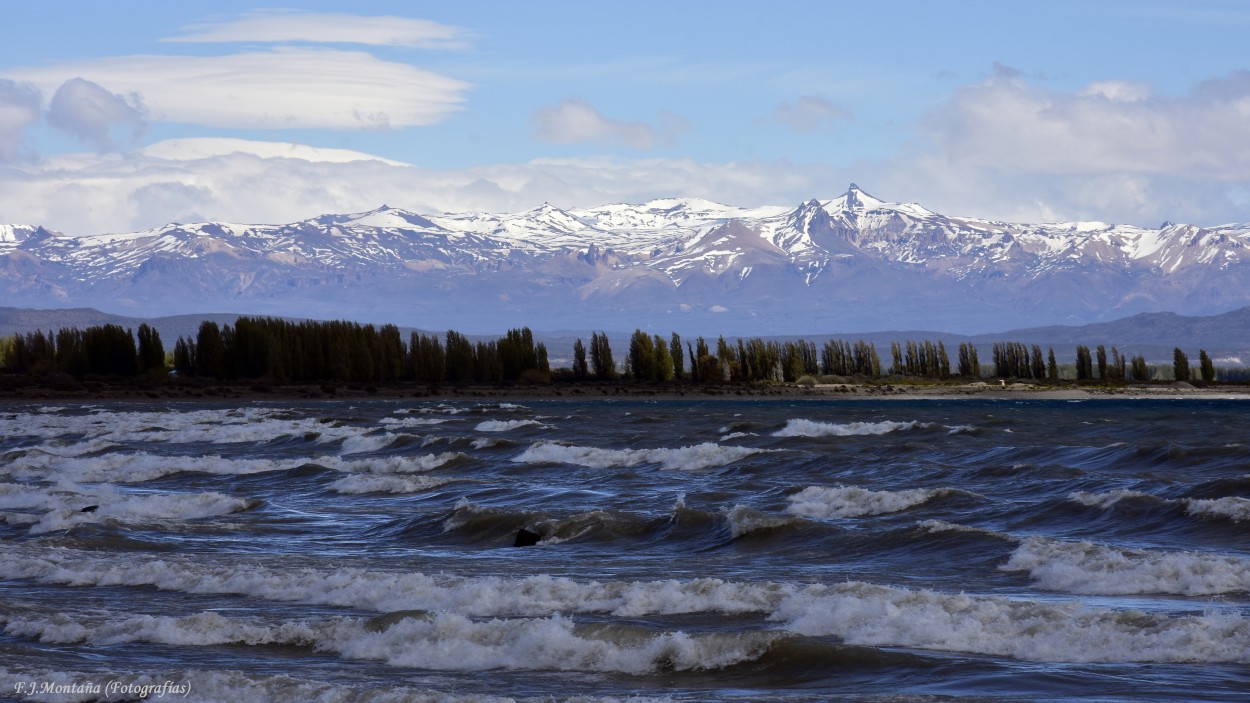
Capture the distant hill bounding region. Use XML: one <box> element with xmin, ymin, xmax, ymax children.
<box><xmin>0</xmin><ymin>307</ymin><xmax>245</xmax><ymax>345</ymax></box>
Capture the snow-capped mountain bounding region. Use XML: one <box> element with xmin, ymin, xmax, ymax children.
<box><xmin>2</xmin><ymin>185</ymin><xmax>1247</xmax><ymax>334</ymax></box>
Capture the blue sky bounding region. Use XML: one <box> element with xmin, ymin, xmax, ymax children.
<box><xmin>3</xmin><ymin>1</ymin><xmax>1250</xmax><ymax>234</ymax></box>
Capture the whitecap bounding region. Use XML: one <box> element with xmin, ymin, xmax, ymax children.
<box><xmin>772</xmin><ymin>419</ymin><xmax>930</xmax><ymax>438</ymax></box>
<box><xmin>1068</xmin><ymin>489</ymin><xmax>1161</xmax><ymax>509</ymax></box>
<box><xmin>1185</xmin><ymin>496</ymin><xmax>1250</xmax><ymax>522</ymax></box>
<box><xmin>514</xmin><ymin>442</ymin><xmax>769</xmax><ymax>471</ymax></box>
<box><xmin>0</xmin><ymin>608</ymin><xmax>775</xmax><ymax>675</ymax></box>
<box><xmin>474</xmin><ymin>419</ymin><xmax>541</xmax><ymax>432</ymax></box>
<box><xmin>786</xmin><ymin>485</ymin><xmax>943</xmax><ymax>518</ymax></box>
<box><xmin>770</xmin><ymin>580</ymin><xmax>1250</xmax><ymax>663</ymax></box>
<box><xmin>329</xmin><ymin>474</ymin><xmax>454</xmax><ymax>495</ymax></box>
<box><xmin>1002</xmin><ymin>536</ymin><xmax>1250</xmax><ymax>596</ymax></box>
<box><xmin>724</xmin><ymin>504</ymin><xmax>796</xmax><ymax>538</ymax></box>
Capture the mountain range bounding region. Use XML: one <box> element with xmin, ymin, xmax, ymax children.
<box><xmin>2</xmin><ymin>185</ymin><xmax>1248</xmax><ymax>335</ymax></box>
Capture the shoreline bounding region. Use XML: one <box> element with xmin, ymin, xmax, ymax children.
<box><xmin>2</xmin><ymin>379</ymin><xmax>1248</xmax><ymax>403</ymax></box>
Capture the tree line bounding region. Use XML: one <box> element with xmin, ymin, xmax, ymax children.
<box><xmin>1</xmin><ymin>324</ymin><xmax>165</xmax><ymax>377</ymax></box>
<box><xmin>0</xmin><ymin>317</ymin><xmax>1232</xmax><ymax>385</ymax></box>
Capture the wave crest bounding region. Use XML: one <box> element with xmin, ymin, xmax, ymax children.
<box><xmin>786</xmin><ymin>485</ymin><xmax>943</xmax><ymax>518</ymax></box>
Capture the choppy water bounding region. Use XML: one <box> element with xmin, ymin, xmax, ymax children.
<box><xmin>1</xmin><ymin>398</ymin><xmax>1248</xmax><ymax>702</ymax></box>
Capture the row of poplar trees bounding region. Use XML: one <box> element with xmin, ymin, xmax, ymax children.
<box><xmin>0</xmin><ymin>319</ymin><xmax>1224</xmax><ymax>385</ymax></box>
<box><xmin>1</xmin><ymin>324</ymin><xmax>165</xmax><ymax>377</ymax></box>
<box><xmin>172</xmin><ymin>317</ymin><xmax>550</xmax><ymax>384</ymax></box>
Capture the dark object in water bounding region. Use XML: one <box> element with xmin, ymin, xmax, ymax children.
<box><xmin>80</xmin><ymin>505</ymin><xmax>99</xmax><ymax>513</ymax></box>
<box><xmin>512</xmin><ymin>528</ymin><xmax>542</xmax><ymax>547</ymax></box>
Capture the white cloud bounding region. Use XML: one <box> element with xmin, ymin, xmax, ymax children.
<box><xmin>762</xmin><ymin>96</ymin><xmax>850</xmax><ymax>132</ymax></box>
<box><xmin>532</xmin><ymin>99</ymin><xmax>686</xmax><ymax>150</ymax></box>
<box><xmin>5</xmin><ymin>48</ymin><xmax>467</xmax><ymax>130</ymax></box>
<box><xmin>164</xmin><ymin>10</ymin><xmax>469</xmax><ymax>49</ymax></box>
<box><xmin>0</xmin><ymin>138</ymin><xmax>834</xmax><ymax>235</ymax></box>
<box><xmin>0</xmin><ymin>79</ymin><xmax>42</xmax><ymax>161</ymax></box>
<box><xmin>1077</xmin><ymin>80</ymin><xmax>1152</xmax><ymax>102</ymax></box>
<box><xmin>47</xmin><ymin>78</ymin><xmax>145</xmax><ymax>150</ymax></box>
<box><xmin>920</xmin><ymin>69</ymin><xmax>1250</xmax><ymax>179</ymax></box>
<box><xmin>849</xmin><ymin>69</ymin><xmax>1250</xmax><ymax>226</ymax></box>
<box><xmin>142</xmin><ymin>137</ymin><xmax>410</xmax><ymax>166</ymax></box>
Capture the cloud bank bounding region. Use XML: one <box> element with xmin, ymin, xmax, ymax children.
<box><xmin>7</xmin><ymin>49</ymin><xmax>467</xmax><ymax>130</ymax></box>
<box><xmin>0</xmin><ymin>138</ymin><xmax>831</xmax><ymax>235</ymax></box>
<box><xmin>164</xmin><ymin>10</ymin><xmax>469</xmax><ymax>49</ymax></box>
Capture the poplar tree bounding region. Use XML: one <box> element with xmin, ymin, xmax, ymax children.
<box><xmin>1172</xmin><ymin>348</ymin><xmax>1190</xmax><ymax>382</ymax></box>
<box><xmin>137</xmin><ymin>324</ymin><xmax>165</xmax><ymax>374</ymax></box>
<box><xmin>590</xmin><ymin>332</ymin><xmax>615</xmax><ymax>380</ymax></box>
<box><xmin>572</xmin><ymin>338</ymin><xmax>588</xmax><ymax>381</ymax></box>
<box><xmin>1199</xmin><ymin>349</ymin><xmax>1215</xmax><ymax>383</ymax></box>
<box><xmin>670</xmin><ymin>332</ymin><xmax>684</xmax><ymax>381</ymax></box>
<box><xmin>1075</xmin><ymin>346</ymin><xmax>1093</xmax><ymax>381</ymax></box>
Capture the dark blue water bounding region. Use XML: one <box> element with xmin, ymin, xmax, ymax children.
<box><xmin>1</xmin><ymin>398</ymin><xmax>1248</xmax><ymax>702</ymax></box>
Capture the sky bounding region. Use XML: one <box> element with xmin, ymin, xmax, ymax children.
<box><xmin>3</xmin><ymin>1</ymin><xmax>1250</xmax><ymax>235</ymax></box>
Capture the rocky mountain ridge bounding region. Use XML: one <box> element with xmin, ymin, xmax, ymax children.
<box><xmin>2</xmin><ymin>185</ymin><xmax>1247</xmax><ymax>334</ymax></box>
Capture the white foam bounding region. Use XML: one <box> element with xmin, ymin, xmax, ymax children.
<box><xmin>3</xmin><ymin>483</ymin><xmax>257</xmax><ymax>535</ymax></box>
<box><xmin>0</xmin><ymin>406</ymin><xmax>398</xmax><ymax>451</ymax></box>
<box><xmin>514</xmin><ymin>442</ymin><xmax>769</xmax><ymax>471</ymax></box>
<box><xmin>329</xmin><ymin>474</ymin><xmax>453</xmax><ymax>495</ymax></box>
<box><xmin>337</xmin><ymin>432</ymin><xmax>402</xmax><ymax>455</ymax></box>
<box><xmin>3</xmin><ymin>545</ymin><xmax>1246</xmax><ymax>665</ymax></box>
<box><xmin>1</xmin><ymin>450</ymin><xmax>461</xmax><ymax>486</ymax></box>
<box><xmin>724</xmin><ymin>504</ymin><xmax>796</xmax><ymax>538</ymax></box>
<box><xmin>915</xmin><ymin>519</ymin><xmax>1011</xmax><ymax>540</ymax></box>
<box><xmin>0</xmin><ymin>609</ymin><xmax>774</xmax><ymax>675</ymax></box>
<box><xmin>1002</xmin><ymin>536</ymin><xmax>1250</xmax><ymax>596</ymax></box>
<box><xmin>0</xmin><ymin>545</ymin><xmax>790</xmax><ymax>618</ymax></box>
<box><xmin>475</xmin><ymin>419</ymin><xmax>541</xmax><ymax>432</ymax></box>
<box><xmin>1</xmin><ymin>452</ymin><xmax>291</xmax><ymax>484</ymax></box>
<box><xmin>770</xmin><ymin>580</ymin><xmax>1250</xmax><ymax>663</ymax></box>
<box><xmin>321</xmin><ymin>452</ymin><xmax>463</xmax><ymax>475</ymax></box>
<box><xmin>1068</xmin><ymin>490</ymin><xmax>1159</xmax><ymax>509</ymax></box>
<box><xmin>1186</xmin><ymin>496</ymin><xmax>1250</xmax><ymax>522</ymax></box>
<box><xmin>379</xmin><ymin>416</ymin><xmax>452</xmax><ymax>427</ymax></box>
<box><xmin>786</xmin><ymin>485</ymin><xmax>943</xmax><ymax>518</ymax></box>
<box><xmin>772</xmin><ymin>419</ymin><xmax>930</xmax><ymax>437</ymax></box>
<box><xmin>336</xmin><ymin>612</ymin><xmax>775</xmax><ymax>673</ymax></box>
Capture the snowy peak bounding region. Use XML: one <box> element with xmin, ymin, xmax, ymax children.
<box><xmin>313</xmin><ymin>205</ymin><xmax>444</xmax><ymax>231</ymax></box>
<box><xmin>843</xmin><ymin>183</ymin><xmax>874</xmax><ymax>211</ymax></box>
<box><xmin>823</xmin><ymin>183</ymin><xmax>885</xmax><ymax>214</ymax></box>
<box><xmin>4</xmin><ymin>187</ymin><xmax>1250</xmax><ymax>333</ymax></box>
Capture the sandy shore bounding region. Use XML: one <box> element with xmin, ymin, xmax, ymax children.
<box><xmin>1</xmin><ymin>378</ymin><xmax>1247</xmax><ymax>403</ymax></box>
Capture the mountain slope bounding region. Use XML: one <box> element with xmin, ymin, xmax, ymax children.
<box><xmin>2</xmin><ymin>186</ymin><xmax>1248</xmax><ymax>334</ymax></box>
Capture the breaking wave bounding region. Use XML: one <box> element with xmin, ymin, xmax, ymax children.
<box><xmin>773</xmin><ymin>419</ymin><xmax>931</xmax><ymax>438</ymax></box>
<box><xmin>514</xmin><ymin>442</ymin><xmax>769</xmax><ymax>471</ymax></box>
<box><xmin>1002</xmin><ymin>536</ymin><xmax>1250</xmax><ymax>596</ymax></box>
<box><xmin>786</xmin><ymin>485</ymin><xmax>946</xmax><ymax>519</ymax></box>
<box><xmin>770</xmin><ymin>580</ymin><xmax>1250</xmax><ymax>663</ymax></box>
<box><xmin>1185</xmin><ymin>496</ymin><xmax>1250</xmax><ymax>522</ymax></box>
<box><xmin>475</xmin><ymin>419</ymin><xmax>542</xmax><ymax>432</ymax></box>
<box><xmin>0</xmin><ymin>482</ymin><xmax>257</xmax><ymax>534</ymax></box>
